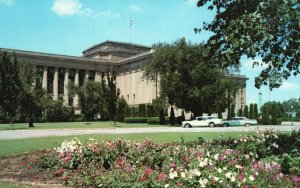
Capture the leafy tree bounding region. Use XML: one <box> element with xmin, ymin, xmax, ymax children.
<box><xmin>71</xmin><ymin>80</ymin><xmax>105</xmax><ymax>121</ymax></box>
<box><xmin>45</xmin><ymin>100</ymin><xmax>71</xmax><ymax>122</ymax></box>
<box><xmin>170</xmin><ymin>106</ymin><xmax>175</xmax><ymax>126</ymax></box>
<box><xmin>249</xmin><ymin>103</ymin><xmax>254</xmax><ymax>119</ymax></box>
<box><xmin>116</xmin><ymin>97</ymin><xmax>129</xmax><ymax>122</ymax></box>
<box><xmin>19</xmin><ymin>62</ymin><xmax>48</xmax><ymax>127</ymax></box>
<box><xmin>244</xmin><ymin>105</ymin><xmax>249</xmax><ymax>118</ymax></box>
<box><xmin>102</xmin><ymin>68</ymin><xmax>120</xmax><ymax>122</ymax></box>
<box><xmin>218</xmin><ymin>110</ymin><xmax>223</xmax><ymax>119</ymax></box>
<box><xmin>0</xmin><ymin>51</ymin><xmax>23</xmax><ymax>127</ymax></box>
<box><xmin>254</xmin><ymin>103</ymin><xmax>258</xmax><ymax>119</ymax></box>
<box><xmin>143</xmin><ymin>39</ymin><xmax>240</xmax><ymax>116</ymax></box>
<box><xmin>230</xmin><ymin>103</ymin><xmax>235</xmax><ymax>119</ymax></box>
<box><xmin>196</xmin><ymin>0</ymin><xmax>299</xmax><ymax>89</ymax></box>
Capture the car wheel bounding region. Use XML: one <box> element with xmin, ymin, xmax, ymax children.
<box><xmin>223</xmin><ymin>123</ymin><xmax>228</xmax><ymax>127</ymax></box>
<box><xmin>185</xmin><ymin>124</ymin><xmax>192</xmax><ymax>128</ymax></box>
<box><xmin>209</xmin><ymin>122</ymin><xmax>215</xmax><ymax>128</ymax></box>
<box><xmin>245</xmin><ymin>123</ymin><xmax>250</xmax><ymax>127</ymax></box>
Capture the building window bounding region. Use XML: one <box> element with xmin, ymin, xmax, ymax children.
<box><xmin>89</xmin><ymin>70</ymin><xmax>95</xmax><ymax>81</ymax></box>
<box><xmin>58</xmin><ymin>68</ymin><xmax>65</xmax><ymax>94</ymax></box>
<box><xmin>36</xmin><ymin>65</ymin><xmax>43</xmax><ymax>89</ymax></box>
<box><xmin>69</xmin><ymin>68</ymin><xmax>75</xmax><ymax>82</ymax></box>
<box><xmin>79</xmin><ymin>70</ymin><xmax>86</xmax><ymax>86</ymax></box>
<box><xmin>47</xmin><ymin>67</ymin><xmax>54</xmax><ymax>94</ymax></box>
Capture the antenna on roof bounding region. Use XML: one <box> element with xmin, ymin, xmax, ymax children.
<box><xmin>129</xmin><ymin>17</ymin><xmax>133</xmax><ymax>43</ymax></box>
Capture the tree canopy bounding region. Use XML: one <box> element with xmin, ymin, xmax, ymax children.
<box><xmin>143</xmin><ymin>39</ymin><xmax>240</xmax><ymax>116</ymax></box>
<box><xmin>196</xmin><ymin>0</ymin><xmax>299</xmax><ymax>89</ymax></box>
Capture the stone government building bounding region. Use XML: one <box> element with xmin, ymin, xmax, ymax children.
<box><xmin>1</xmin><ymin>41</ymin><xmax>247</xmax><ymax>116</ymax></box>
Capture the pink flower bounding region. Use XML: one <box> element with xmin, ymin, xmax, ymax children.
<box><xmin>140</xmin><ymin>175</ymin><xmax>147</xmax><ymax>182</ymax></box>
<box><xmin>157</xmin><ymin>173</ymin><xmax>165</xmax><ymax>182</ymax></box>
<box><xmin>291</xmin><ymin>176</ymin><xmax>300</xmax><ymax>183</ymax></box>
<box><xmin>184</xmin><ymin>156</ymin><xmax>190</xmax><ymax>163</ymax></box>
<box><xmin>265</xmin><ymin>163</ymin><xmax>271</xmax><ymax>172</ymax></box>
<box><xmin>63</xmin><ymin>155</ymin><xmax>72</xmax><ymax>163</ymax></box>
<box><xmin>243</xmin><ymin>185</ymin><xmax>249</xmax><ymax>188</ymax></box>
<box><xmin>176</xmin><ymin>181</ymin><xmax>182</xmax><ymax>187</ymax></box>
<box><xmin>219</xmin><ymin>155</ymin><xmax>224</xmax><ymax>161</ymax></box>
<box><xmin>231</xmin><ymin>160</ymin><xmax>236</xmax><ymax>165</ymax></box>
<box><xmin>144</xmin><ymin>168</ymin><xmax>153</xmax><ymax>175</ymax></box>
<box><xmin>170</xmin><ymin>162</ymin><xmax>177</xmax><ymax>168</ymax></box>
<box><xmin>238</xmin><ymin>174</ymin><xmax>244</xmax><ymax>181</ymax></box>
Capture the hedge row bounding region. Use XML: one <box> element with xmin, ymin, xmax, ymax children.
<box><xmin>124</xmin><ymin>117</ymin><xmax>170</xmax><ymax>124</ymax></box>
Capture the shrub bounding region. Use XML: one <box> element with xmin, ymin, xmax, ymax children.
<box><xmin>147</xmin><ymin>117</ymin><xmax>170</xmax><ymax>125</ymax></box>
<box><xmin>124</xmin><ymin>117</ymin><xmax>148</xmax><ymax>123</ymax></box>
<box><xmin>159</xmin><ymin>109</ymin><xmax>165</xmax><ymax>125</ymax></box>
<box><xmin>45</xmin><ymin>101</ymin><xmax>71</xmax><ymax>122</ymax></box>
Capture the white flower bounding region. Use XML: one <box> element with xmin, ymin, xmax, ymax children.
<box><xmin>206</xmin><ymin>152</ymin><xmax>210</xmax><ymax>157</ymax></box>
<box><xmin>231</xmin><ymin>176</ymin><xmax>236</xmax><ymax>182</ymax></box>
<box><xmin>249</xmin><ymin>175</ymin><xmax>255</xmax><ymax>181</ymax></box>
<box><xmin>225</xmin><ymin>172</ymin><xmax>232</xmax><ymax>178</ymax></box>
<box><xmin>199</xmin><ymin>178</ymin><xmax>208</xmax><ymax>188</ymax></box>
<box><xmin>214</xmin><ymin>176</ymin><xmax>220</xmax><ymax>181</ymax></box>
<box><xmin>192</xmin><ymin>169</ymin><xmax>201</xmax><ymax>176</ymax></box>
<box><xmin>217</xmin><ymin>168</ymin><xmax>222</xmax><ymax>173</ymax></box>
<box><xmin>165</xmin><ymin>184</ymin><xmax>169</xmax><ymax>188</ymax></box>
<box><xmin>234</xmin><ymin>140</ymin><xmax>238</xmax><ymax>144</ymax></box>
<box><xmin>181</xmin><ymin>172</ymin><xmax>186</xmax><ymax>179</ymax></box>
<box><xmin>169</xmin><ymin>170</ymin><xmax>178</xmax><ymax>179</ymax></box>
<box><xmin>214</xmin><ymin>154</ymin><xmax>219</xmax><ymax>160</ymax></box>
<box><xmin>235</xmin><ymin>165</ymin><xmax>243</xmax><ymax>169</ymax></box>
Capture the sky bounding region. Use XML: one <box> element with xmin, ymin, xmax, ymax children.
<box><xmin>0</xmin><ymin>0</ymin><xmax>299</xmax><ymax>106</ymax></box>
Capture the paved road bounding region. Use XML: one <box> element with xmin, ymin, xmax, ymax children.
<box><xmin>0</xmin><ymin>125</ymin><xmax>299</xmax><ymax>140</ymax></box>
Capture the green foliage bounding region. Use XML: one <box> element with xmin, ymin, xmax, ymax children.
<box><xmin>244</xmin><ymin>105</ymin><xmax>249</xmax><ymax>118</ymax></box>
<box><xmin>124</xmin><ymin>117</ymin><xmax>148</xmax><ymax>123</ymax></box>
<box><xmin>0</xmin><ymin>51</ymin><xmax>23</xmax><ymax>125</ymax></box>
<box><xmin>77</xmin><ymin>80</ymin><xmax>105</xmax><ymax>121</ymax></box>
<box><xmin>116</xmin><ymin>97</ymin><xmax>129</xmax><ymax>122</ymax></box>
<box><xmin>45</xmin><ymin>100</ymin><xmax>71</xmax><ymax>122</ymax></box>
<box><xmin>261</xmin><ymin>105</ymin><xmax>270</xmax><ymax>125</ymax></box>
<box><xmin>196</xmin><ymin>0</ymin><xmax>299</xmax><ymax>89</ymax></box>
<box><xmin>147</xmin><ymin>117</ymin><xmax>170</xmax><ymax>125</ymax></box>
<box><xmin>169</xmin><ymin>106</ymin><xmax>175</xmax><ymax>126</ymax></box>
<box><xmin>218</xmin><ymin>110</ymin><xmax>223</xmax><ymax>119</ymax></box>
<box><xmin>143</xmin><ymin>39</ymin><xmax>240</xmax><ymax>116</ymax></box>
<box><xmin>249</xmin><ymin>103</ymin><xmax>254</xmax><ymax>119</ymax></box>
<box><xmin>159</xmin><ymin>109</ymin><xmax>165</xmax><ymax>125</ymax></box>
<box><xmin>238</xmin><ymin>108</ymin><xmax>243</xmax><ymax>116</ymax></box>
<box><xmin>254</xmin><ymin>103</ymin><xmax>258</xmax><ymax>119</ymax></box>
<box><xmin>230</xmin><ymin>103</ymin><xmax>235</xmax><ymax>119</ymax></box>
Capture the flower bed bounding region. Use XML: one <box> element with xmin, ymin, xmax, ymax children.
<box><xmin>30</xmin><ymin>130</ymin><xmax>300</xmax><ymax>187</ymax></box>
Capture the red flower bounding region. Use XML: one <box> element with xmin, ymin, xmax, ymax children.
<box><xmin>144</xmin><ymin>168</ymin><xmax>153</xmax><ymax>175</ymax></box>
<box><xmin>176</xmin><ymin>181</ymin><xmax>182</xmax><ymax>187</ymax></box>
<box><xmin>62</xmin><ymin>176</ymin><xmax>68</xmax><ymax>181</ymax></box>
<box><xmin>170</xmin><ymin>162</ymin><xmax>176</xmax><ymax>168</ymax></box>
<box><xmin>140</xmin><ymin>175</ymin><xmax>147</xmax><ymax>182</ymax></box>
<box><xmin>184</xmin><ymin>156</ymin><xmax>190</xmax><ymax>163</ymax></box>
<box><xmin>20</xmin><ymin>161</ymin><xmax>26</xmax><ymax>165</ymax></box>
<box><xmin>117</xmin><ymin>159</ymin><xmax>124</xmax><ymax>167</ymax></box>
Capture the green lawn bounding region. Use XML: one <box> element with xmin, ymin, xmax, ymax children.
<box><xmin>0</xmin><ymin>182</ymin><xmax>24</xmax><ymax>188</ymax></box>
<box><xmin>0</xmin><ymin>131</ymin><xmax>253</xmax><ymax>157</ymax></box>
<box><xmin>0</xmin><ymin>121</ymin><xmax>165</xmax><ymax>131</ymax></box>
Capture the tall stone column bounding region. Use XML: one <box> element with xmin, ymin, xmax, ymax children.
<box><xmin>42</xmin><ymin>66</ymin><xmax>48</xmax><ymax>90</ymax></box>
<box><xmin>53</xmin><ymin>67</ymin><xmax>58</xmax><ymax>100</ymax></box>
<box><xmin>74</xmin><ymin>69</ymin><xmax>79</xmax><ymax>107</ymax></box>
<box><xmin>64</xmin><ymin>68</ymin><xmax>69</xmax><ymax>105</ymax></box>
<box><xmin>95</xmin><ymin>71</ymin><xmax>101</xmax><ymax>82</ymax></box>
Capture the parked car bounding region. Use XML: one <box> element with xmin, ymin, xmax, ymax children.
<box><xmin>223</xmin><ymin>117</ymin><xmax>258</xmax><ymax>127</ymax></box>
<box><xmin>181</xmin><ymin>116</ymin><xmax>223</xmax><ymax>128</ymax></box>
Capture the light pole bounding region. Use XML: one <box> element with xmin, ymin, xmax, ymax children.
<box><xmin>291</xmin><ymin>106</ymin><xmax>294</xmax><ymax>126</ymax></box>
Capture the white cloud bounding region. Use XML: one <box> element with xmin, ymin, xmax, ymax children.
<box><xmin>278</xmin><ymin>82</ymin><xmax>300</xmax><ymax>91</ymax></box>
<box><xmin>130</xmin><ymin>4</ymin><xmax>141</xmax><ymax>12</ymax></box>
<box><xmin>0</xmin><ymin>0</ymin><xmax>14</xmax><ymax>6</ymax></box>
<box><xmin>52</xmin><ymin>0</ymin><xmax>82</xmax><ymax>16</ymax></box>
<box><xmin>51</xmin><ymin>0</ymin><xmax>119</xmax><ymax>17</ymax></box>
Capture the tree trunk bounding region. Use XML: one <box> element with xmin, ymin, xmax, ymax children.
<box><xmin>28</xmin><ymin>117</ymin><xmax>34</xmax><ymax>127</ymax></box>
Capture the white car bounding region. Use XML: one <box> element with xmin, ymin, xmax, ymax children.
<box><xmin>181</xmin><ymin>116</ymin><xmax>223</xmax><ymax>128</ymax></box>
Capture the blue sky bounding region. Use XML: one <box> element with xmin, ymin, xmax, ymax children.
<box><xmin>0</xmin><ymin>0</ymin><xmax>299</xmax><ymax>105</ymax></box>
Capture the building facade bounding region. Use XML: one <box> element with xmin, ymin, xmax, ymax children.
<box><xmin>1</xmin><ymin>41</ymin><xmax>247</xmax><ymax>116</ymax></box>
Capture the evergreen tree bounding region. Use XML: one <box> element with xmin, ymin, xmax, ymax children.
<box><xmin>249</xmin><ymin>103</ymin><xmax>254</xmax><ymax>119</ymax></box>
<box><xmin>159</xmin><ymin>109</ymin><xmax>165</xmax><ymax>125</ymax></box>
<box><xmin>181</xmin><ymin>110</ymin><xmax>185</xmax><ymax>121</ymax></box>
<box><xmin>244</xmin><ymin>105</ymin><xmax>249</xmax><ymax>118</ymax></box>
<box><xmin>238</xmin><ymin>108</ymin><xmax>243</xmax><ymax>116</ymax></box>
<box><xmin>261</xmin><ymin>105</ymin><xmax>270</xmax><ymax>125</ymax></box>
<box><xmin>170</xmin><ymin>106</ymin><xmax>175</xmax><ymax>126</ymax></box>
<box><xmin>0</xmin><ymin>51</ymin><xmax>23</xmax><ymax>128</ymax></box>
<box><xmin>116</xmin><ymin>97</ymin><xmax>129</xmax><ymax>122</ymax></box>
<box><xmin>254</xmin><ymin>103</ymin><xmax>258</xmax><ymax>119</ymax></box>
<box><xmin>138</xmin><ymin>104</ymin><xmax>143</xmax><ymax>117</ymax></box>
